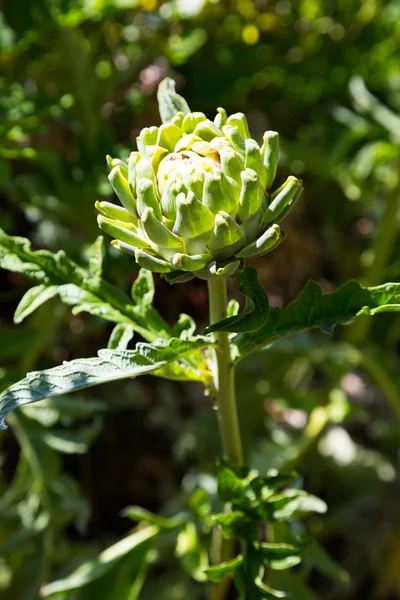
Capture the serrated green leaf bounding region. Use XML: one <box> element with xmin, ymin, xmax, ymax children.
<box><xmin>203</xmin><ymin>555</ymin><xmax>243</xmax><ymax>583</ymax></box>
<box><xmin>0</xmin><ymin>338</ymin><xmax>211</xmax><ymax>429</ymax></box>
<box><xmin>14</xmin><ymin>284</ymin><xmax>59</xmax><ymax>323</ymax></box>
<box><xmin>0</xmin><ymin>228</ymin><xmax>170</xmax><ymax>341</ymax></box>
<box><xmin>205</xmin><ymin>267</ymin><xmax>269</xmax><ymax>334</ymax></box>
<box><xmin>157</xmin><ymin>78</ymin><xmax>190</xmax><ymax>124</ymax></box>
<box><xmin>236</xmin><ymin>279</ymin><xmax>400</xmax><ymax>358</ymax></box>
<box><xmin>40</xmin><ymin>525</ymin><xmax>159</xmax><ymax>596</ymax></box>
<box><xmin>108</xmin><ymin>323</ymin><xmax>135</xmax><ymax>350</ymax></box>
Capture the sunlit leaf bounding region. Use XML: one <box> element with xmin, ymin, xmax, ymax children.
<box><xmin>0</xmin><ymin>228</ymin><xmax>170</xmax><ymax>340</ymax></box>
<box><xmin>0</xmin><ymin>338</ymin><xmax>212</xmax><ymax>429</ymax></box>
<box><xmin>236</xmin><ymin>279</ymin><xmax>400</xmax><ymax>358</ymax></box>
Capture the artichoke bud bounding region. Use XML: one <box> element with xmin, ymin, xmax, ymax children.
<box><xmin>207</xmin><ymin>211</ymin><xmax>246</xmax><ymax>259</ymax></box>
<box><xmin>134</xmin><ymin>248</ymin><xmax>176</xmax><ymax>273</ymax></box>
<box><xmin>108</xmin><ymin>165</ymin><xmax>137</xmax><ymax>216</ymax></box>
<box><xmin>262</xmin><ymin>176</ymin><xmax>301</xmax><ymax>225</ymax></box>
<box><xmin>95</xmin><ymin>200</ymin><xmax>134</xmax><ymax>224</ymax></box>
<box><xmin>172</xmin><ymin>252</ymin><xmax>212</xmax><ymax>272</ymax></box>
<box><xmin>214</xmin><ymin>107</ymin><xmax>228</xmax><ymax>130</ymax></box>
<box><xmin>136</xmin><ymin>178</ymin><xmax>162</xmax><ymax>220</ymax></box>
<box><xmin>98</xmin><ymin>79</ymin><xmax>303</xmax><ymax>281</ymax></box>
<box><xmin>173</xmin><ymin>190</ymin><xmax>215</xmax><ymax>239</ymax></box>
<box><xmin>238</xmin><ymin>168</ymin><xmax>263</xmax><ymax>221</ymax></box>
<box><xmin>227</xmin><ymin>113</ymin><xmax>251</xmax><ymax>140</ymax></box>
<box><xmin>222</xmin><ymin>125</ymin><xmax>246</xmax><ymax>153</ymax></box>
<box><xmin>156</xmin><ymin>123</ymin><xmax>182</xmax><ymax>152</ymax></box>
<box><xmin>182</xmin><ymin>112</ymin><xmax>207</xmax><ymax>134</ymax></box>
<box><xmin>137</xmin><ymin>126</ymin><xmax>158</xmax><ymax>155</ymax></box>
<box><xmin>203</xmin><ymin>171</ymin><xmax>236</xmax><ymax>214</ymax></box>
<box><xmin>245</xmin><ymin>139</ymin><xmax>266</xmax><ymax>188</ymax></box>
<box><xmin>97</xmin><ymin>215</ymin><xmax>149</xmax><ymax>249</ymax></box>
<box><xmin>220</xmin><ymin>147</ymin><xmax>244</xmax><ymax>183</ymax></box>
<box><xmin>261</xmin><ymin>131</ymin><xmax>279</xmax><ymax>190</ymax></box>
<box><xmin>141</xmin><ymin>207</ymin><xmax>183</xmax><ymax>251</ymax></box>
<box><xmin>236</xmin><ymin>224</ymin><xmax>283</xmax><ymax>258</ymax></box>
<box><xmin>194</xmin><ymin>119</ymin><xmax>224</xmax><ymax>142</ymax></box>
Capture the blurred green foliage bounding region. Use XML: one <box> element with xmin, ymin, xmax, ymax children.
<box><xmin>0</xmin><ymin>0</ymin><xmax>399</xmax><ymax>598</ymax></box>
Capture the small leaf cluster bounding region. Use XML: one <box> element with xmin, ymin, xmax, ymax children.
<box><xmin>203</xmin><ymin>463</ymin><xmax>326</xmax><ymax>598</ymax></box>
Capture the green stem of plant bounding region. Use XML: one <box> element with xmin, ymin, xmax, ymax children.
<box><xmin>208</xmin><ymin>278</ymin><xmax>244</xmax><ymax>467</ymax></box>
<box><xmin>207</xmin><ymin>278</ymin><xmax>244</xmax><ymax>600</ymax></box>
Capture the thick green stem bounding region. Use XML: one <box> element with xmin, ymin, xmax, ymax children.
<box><xmin>207</xmin><ymin>278</ymin><xmax>244</xmax><ymax>600</ymax></box>
<box><xmin>208</xmin><ymin>278</ymin><xmax>244</xmax><ymax>467</ymax></box>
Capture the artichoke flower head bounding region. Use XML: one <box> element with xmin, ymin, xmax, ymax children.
<box><xmin>96</xmin><ymin>78</ymin><xmax>302</xmax><ymax>283</ymax></box>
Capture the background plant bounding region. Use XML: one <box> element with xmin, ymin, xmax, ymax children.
<box><xmin>1</xmin><ymin>1</ymin><xmax>400</xmax><ymax>599</ymax></box>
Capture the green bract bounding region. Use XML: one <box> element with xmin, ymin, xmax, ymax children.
<box><xmin>97</xmin><ymin>80</ymin><xmax>302</xmax><ymax>283</ymax></box>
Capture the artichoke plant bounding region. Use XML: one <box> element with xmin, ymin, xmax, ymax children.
<box><xmin>96</xmin><ymin>80</ymin><xmax>302</xmax><ymax>283</ymax></box>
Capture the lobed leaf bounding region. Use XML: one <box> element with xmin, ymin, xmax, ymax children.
<box><xmin>0</xmin><ymin>338</ymin><xmax>212</xmax><ymax>429</ymax></box>
<box><xmin>236</xmin><ymin>279</ymin><xmax>400</xmax><ymax>359</ymax></box>
<box><xmin>0</xmin><ymin>229</ymin><xmax>170</xmax><ymax>340</ymax></box>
